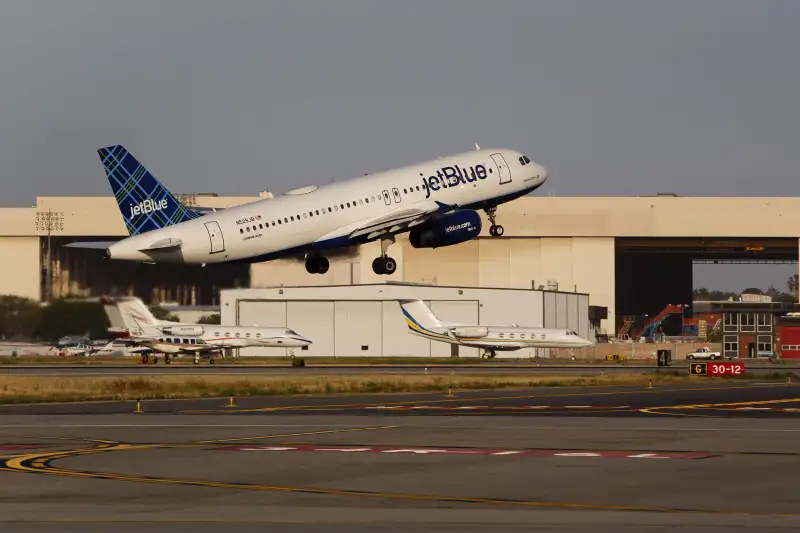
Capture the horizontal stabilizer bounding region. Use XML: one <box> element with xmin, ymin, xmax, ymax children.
<box><xmin>138</xmin><ymin>238</ymin><xmax>182</xmax><ymax>252</ymax></box>
<box><xmin>63</xmin><ymin>241</ymin><xmax>118</xmax><ymax>250</ymax></box>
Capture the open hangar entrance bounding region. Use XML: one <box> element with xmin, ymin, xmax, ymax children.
<box><xmin>615</xmin><ymin>237</ymin><xmax>798</xmax><ymax>338</ymax></box>
<box><xmin>45</xmin><ymin>237</ymin><xmax>250</xmax><ymax>305</ymax></box>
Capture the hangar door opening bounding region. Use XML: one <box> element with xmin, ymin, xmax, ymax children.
<box><xmin>430</xmin><ymin>300</ymin><xmax>480</xmax><ymax>358</ymax></box>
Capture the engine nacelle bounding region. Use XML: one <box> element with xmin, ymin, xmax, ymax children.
<box><xmin>161</xmin><ymin>325</ymin><xmax>205</xmax><ymax>336</ymax></box>
<box><xmin>409</xmin><ymin>210</ymin><xmax>482</xmax><ymax>249</ymax></box>
<box><xmin>450</xmin><ymin>326</ymin><xmax>489</xmax><ymax>338</ymax></box>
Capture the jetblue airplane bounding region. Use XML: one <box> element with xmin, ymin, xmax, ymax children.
<box><xmin>68</xmin><ymin>144</ymin><xmax>547</xmax><ymax>275</ymax></box>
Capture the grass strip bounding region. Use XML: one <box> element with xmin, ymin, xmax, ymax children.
<box><xmin>0</xmin><ymin>372</ymin><xmax>784</xmax><ymax>404</ymax></box>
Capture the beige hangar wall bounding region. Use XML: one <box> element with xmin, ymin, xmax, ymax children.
<box><xmin>0</xmin><ymin>237</ymin><xmax>41</xmax><ymax>301</ymax></box>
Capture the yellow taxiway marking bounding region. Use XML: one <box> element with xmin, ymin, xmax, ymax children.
<box><xmin>180</xmin><ymin>383</ymin><xmax>779</xmax><ymax>414</ymax></box>
<box><xmin>2</xmin><ymin>425</ymin><xmax>798</xmax><ymax>517</ymax></box>
<box><xmin>639</xmin><ymin>397</ymin><xmax>800</xmax><ymax>417</ymax></box>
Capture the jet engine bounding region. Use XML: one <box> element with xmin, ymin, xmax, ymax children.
<box><xmin>409</xmin><ymin>210</ymin><xmax>482</xmax><ymax>249</ymax></box>
<box><xmin>450</xmin><ymin>326</ymin><xmax>489</xmax><ymax>338</ymax></box>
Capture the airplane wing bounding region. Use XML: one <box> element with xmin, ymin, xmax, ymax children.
<box><xmin>315</xmin><ymin>200</ymin><xmax>456</xmax><ymax>244</ymax></box>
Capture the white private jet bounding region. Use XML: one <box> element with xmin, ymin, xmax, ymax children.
<box><xmin>399</xmin><ymin>299</ymin><xmax>593</xmax><ymax>359</ymax></box>
<box><xmin>67</xmin><ymin>143</ymin><xmax>547</xmax><ymax>275</ymax></box>
<box><xmin>112</xmin><ymin>297</ymin><xmax>312</xmax><ymax>364</ymax></box>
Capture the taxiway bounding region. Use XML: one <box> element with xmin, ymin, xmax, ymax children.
<box><xmin>1</xmin><ymin>381</ymin><xmax>798</xmax><ymax>532</ymax></box>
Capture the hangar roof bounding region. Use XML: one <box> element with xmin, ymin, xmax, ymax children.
<box><xmin>2</xmin><ymin>195</ymin><xmax>800</xmax><ymax>238</ymax></box>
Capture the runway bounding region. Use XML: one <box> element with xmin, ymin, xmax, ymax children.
<box><xmin>1</xmin><ymin>361</ymin><xmax>798</xmax><ymax>377</ymax></box>
<box><xmin>1</xmin><ymin>381</ymin><xmax>799</xmax><ymax>532</ymax></box>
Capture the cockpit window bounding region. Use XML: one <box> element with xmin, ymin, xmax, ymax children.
<box><xmin>286</xmin><ymin>329</ymin><xmax>297</xmax><ymax>335</ymax></box>
<box><xmin>519</xmin><ymin>156</ymin><xmax>526</xmax><ymax>165</ymax></box>
<box><xmin>523</xmin><ymin>156</ymin><xmax>531</xmax><ymax>164</ymax></box>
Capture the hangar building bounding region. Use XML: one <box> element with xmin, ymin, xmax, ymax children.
<box><xmin>219</xmin><ymin>283</ymin><xmax>590</xmax><ymax>358</ymax></box>
<box><xmin>1</xmin><ymin>193</ymin><xmax>799</xmax><ymax>339</ymax></box>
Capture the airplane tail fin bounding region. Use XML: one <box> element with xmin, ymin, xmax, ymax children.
<box><xmin>398</xmin><ymin>300</ymin><xmax>446</xmax><ymax>332</ymax></box>
<box><xmin>116</xmin><ymin>298</ymin><xmax>166</xmax><ymax>334</ymax></box>
<box><xmin>98</xmin><ymin>144</ymin><xmax>203</xmax><ymax>236</ymax></box>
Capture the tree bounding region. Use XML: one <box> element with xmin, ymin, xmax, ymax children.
<box><xmin>788</xmin><ymin>274</ymin><xmax>799</xmax><ymax>299</ymax></box>
<box><xmin>149</xmin><ymin>306</ymin><xmax>180</xmax><ymax>322</ymax></box>
<box><xmin>197</xmin><ymin>313</ymin><xmax>221</xmax><ymax>325</ymax></box>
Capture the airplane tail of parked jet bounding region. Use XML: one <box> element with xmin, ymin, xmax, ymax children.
<box><xmin>399</xmin><ymin>299</ymin><xmax>457</xmax><ymax>334</ymax></box>
<box><xmin>98</xmin><ymin>144</ymin><xmax>204</xmax><ymax>236</ymax></box>
<box><xmin>113</xmin><ymin>297</ymin><xmax>173</xmax><ymax>337</ymax></box>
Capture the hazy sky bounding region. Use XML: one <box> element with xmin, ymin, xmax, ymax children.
<box><xmin>0</xmin><ymin>0</ymin><xmax>798</xmax><ymax>291</ymax></box>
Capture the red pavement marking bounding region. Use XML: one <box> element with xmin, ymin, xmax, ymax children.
<box><xmin>217</xmin><ymin>444</ymin><xmax>714</xmax><ymax>459</ymax></box>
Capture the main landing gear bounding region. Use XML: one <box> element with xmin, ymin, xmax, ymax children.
<box><xmin>372</xmin><ymin>235</ymin><xmax>397</xmax><ymax>275</ymax></box>
<box><xmin>485</xmin><ymin>207</ymin><xmax>504</xmax><ymax>237</ymax></box>
<box><xmin>305</xmin><ymin>253</ymin><xmax>330</xmax><ymax>274</ymax></box>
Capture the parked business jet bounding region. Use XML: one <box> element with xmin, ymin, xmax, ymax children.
<box><xmin>67</xmin><ymin>143</ymin><xmax>547</xmax><ymax>275</ymax></box>
<box><xmin>112</xmin><ymin>297</ymin><xmax>312</xmax><ymax>363</ymax></box>
<box><xmin>399</xmin><ymin>300</ymin><xmax>593</xmax><ymax>359</ymax></box>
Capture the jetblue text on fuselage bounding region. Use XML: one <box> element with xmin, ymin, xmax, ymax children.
<box><xmin>423</xmin><ymin>164</ymin><xmax>488</xmax><ymax>199</ymax></box>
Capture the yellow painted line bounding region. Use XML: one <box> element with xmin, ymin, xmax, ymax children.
<box><xmin>181</xmin><ymin>383</ymin><xmax>781</xmax><ymax>414</ymax></box>
<box><xmin>4</xmin><ymin>432</ymin><xmax>798</xmax><ymax>517</ymax></box>
<box><xmin>23</xmin><ymin>461</ymin><xmax>798</xmax><ymax>516</ymax></box>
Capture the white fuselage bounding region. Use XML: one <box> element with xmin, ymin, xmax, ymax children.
<box><xmin>409</xmin><ymin>325</ymin><xmax>593</xmax><ymax>351</ymax></box>
<box><xmin>132</xmin><ymin>324</ymin><xmax>312</xmax><ymax>351</ymax></box>
<box><xmin>105</xmin><ymin>148</ymin><xmax>546</xmax><ymax>264</ymax></box>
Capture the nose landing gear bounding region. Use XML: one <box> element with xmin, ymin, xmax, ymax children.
<box><xmin>372</xmin><ymin>235</ymin><xmax>397</xmax><ymax>275</ymax></box>
<box><xmin>485</xmin><ymin>207</ymin><xmax>504</xmax><ymax>237</ymax></box>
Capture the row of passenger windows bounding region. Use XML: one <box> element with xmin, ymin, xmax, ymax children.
<box><xmin>496</xmin><ymin>330</ymin><xmax>578</xmax><ymax>340</ymax></box>
<box><xmin>158</xmin><ymin>338</ymin><xmax>206</xmax><ymax>345</ymax></box>
<box><xmin>238</xmin><ymin>185</ymin><xmax>427</xmax><ymax>235</ymax></box>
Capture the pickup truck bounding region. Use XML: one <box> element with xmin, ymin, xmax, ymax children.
<box><xmin>686</xmin><ymin>347</ymin><xmax>723</xmax><ymax>360</ymax></box>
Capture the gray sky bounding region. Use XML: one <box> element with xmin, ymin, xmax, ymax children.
<box><xmin>1</xmin><ymin>0</ymin><xmax>798</xmax><ymax>291</ymax></box>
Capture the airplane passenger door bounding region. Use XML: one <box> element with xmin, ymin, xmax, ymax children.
<box><xmin>382</xmin><ymin>189</ymin><xmax>392</xmax><ymax>205</ymax></box>
<box><xmin>204</xmin><ymin>221</ymin><xmax>225</xmax><ymax>254</ymax></box>
<box><xmin>490</xmin><ymin>153</ymin><xmax>512</xmax><ymax>185</ymax></box>
<box><xmin>391</xmin><ymin>187</ymin><xmax>402</xmax><ymax>203</ymax></box>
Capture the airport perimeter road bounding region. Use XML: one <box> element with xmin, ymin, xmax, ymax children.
<box><xmin>1</xmin><ymin>361</ymin><xmax>798</xmax><ymax>377</ymax></box>
<box><xmin>0</xmin><ymin>382</ymin><xmax>799</xmax><ymax>532</ymax></box>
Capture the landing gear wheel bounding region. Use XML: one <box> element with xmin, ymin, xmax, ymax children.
<box><xmin>193</xmin><ymin>357</ymin><xmax>200</xmax><ymax>365</ymax></box>
<box><xmin>372</xmin><ymin>257</ymin><xmax>385</xmax><ymax>275</ymax></box>
<box><xmin>164</xmin><ymin>355</ymin><xmax>171</xmax><ymax>364</ymax></box>
<box><xmin>305</xmin><ymin>255</ymin><xmax>330</xmax><ymax>274</ymax></box>
<box><xmin>209</xmin><ymin>357</ymin><xmax>216</xmax><ymax>365</ymax></box>
<box><xmin>485</xmin><ymin>207</ymin><xmax>503</xmax><ymax>237</ymax></box>
<box><xmin>372</xmin><ymin>256</ymin><xmax>396</xmax><ymax>275</ymax></box>
<box><xmin>383</xmin><ymin>257</ymin><xmax>397</xmax><ymax>274</ymax></box>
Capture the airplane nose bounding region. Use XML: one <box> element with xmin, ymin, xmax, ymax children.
<box><xmin>536</xmin><ymin>164</ymin><xmax>548</xmax><ymax>184</ymax></box>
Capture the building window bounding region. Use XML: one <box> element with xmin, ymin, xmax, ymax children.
<box><xmin>723</xmin><ymin>312</ymin><xmax>738</xmax><ymax>332</ymax></box>
<box><xmin>757</xmin><ymin>312</ymin><xmax>772</xmax><ymax>332</ymax></box>
<box><xmin>757</xmin><ymin>335</ymin><xmax>773</xmax><ymax>354</ymax></box>
<box><xmin>739</xmin><ymin>312</ymin><xmax>755</xmax><ymax>332</ymax></box>
<box><xmin>723</xmin><ymin>335</ymin><xmax>739</xmax><ymax>356</ymax></box>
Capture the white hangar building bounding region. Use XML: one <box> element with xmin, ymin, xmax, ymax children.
<box><xmin>219</xmin><ymin>283</ymin><xmax>590</xmax><ymax>358</ymax></box>
<box><xmin>2</xmin><ymin>192</ymin><xmax>799</xmax><ymax>338</ymax></box>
